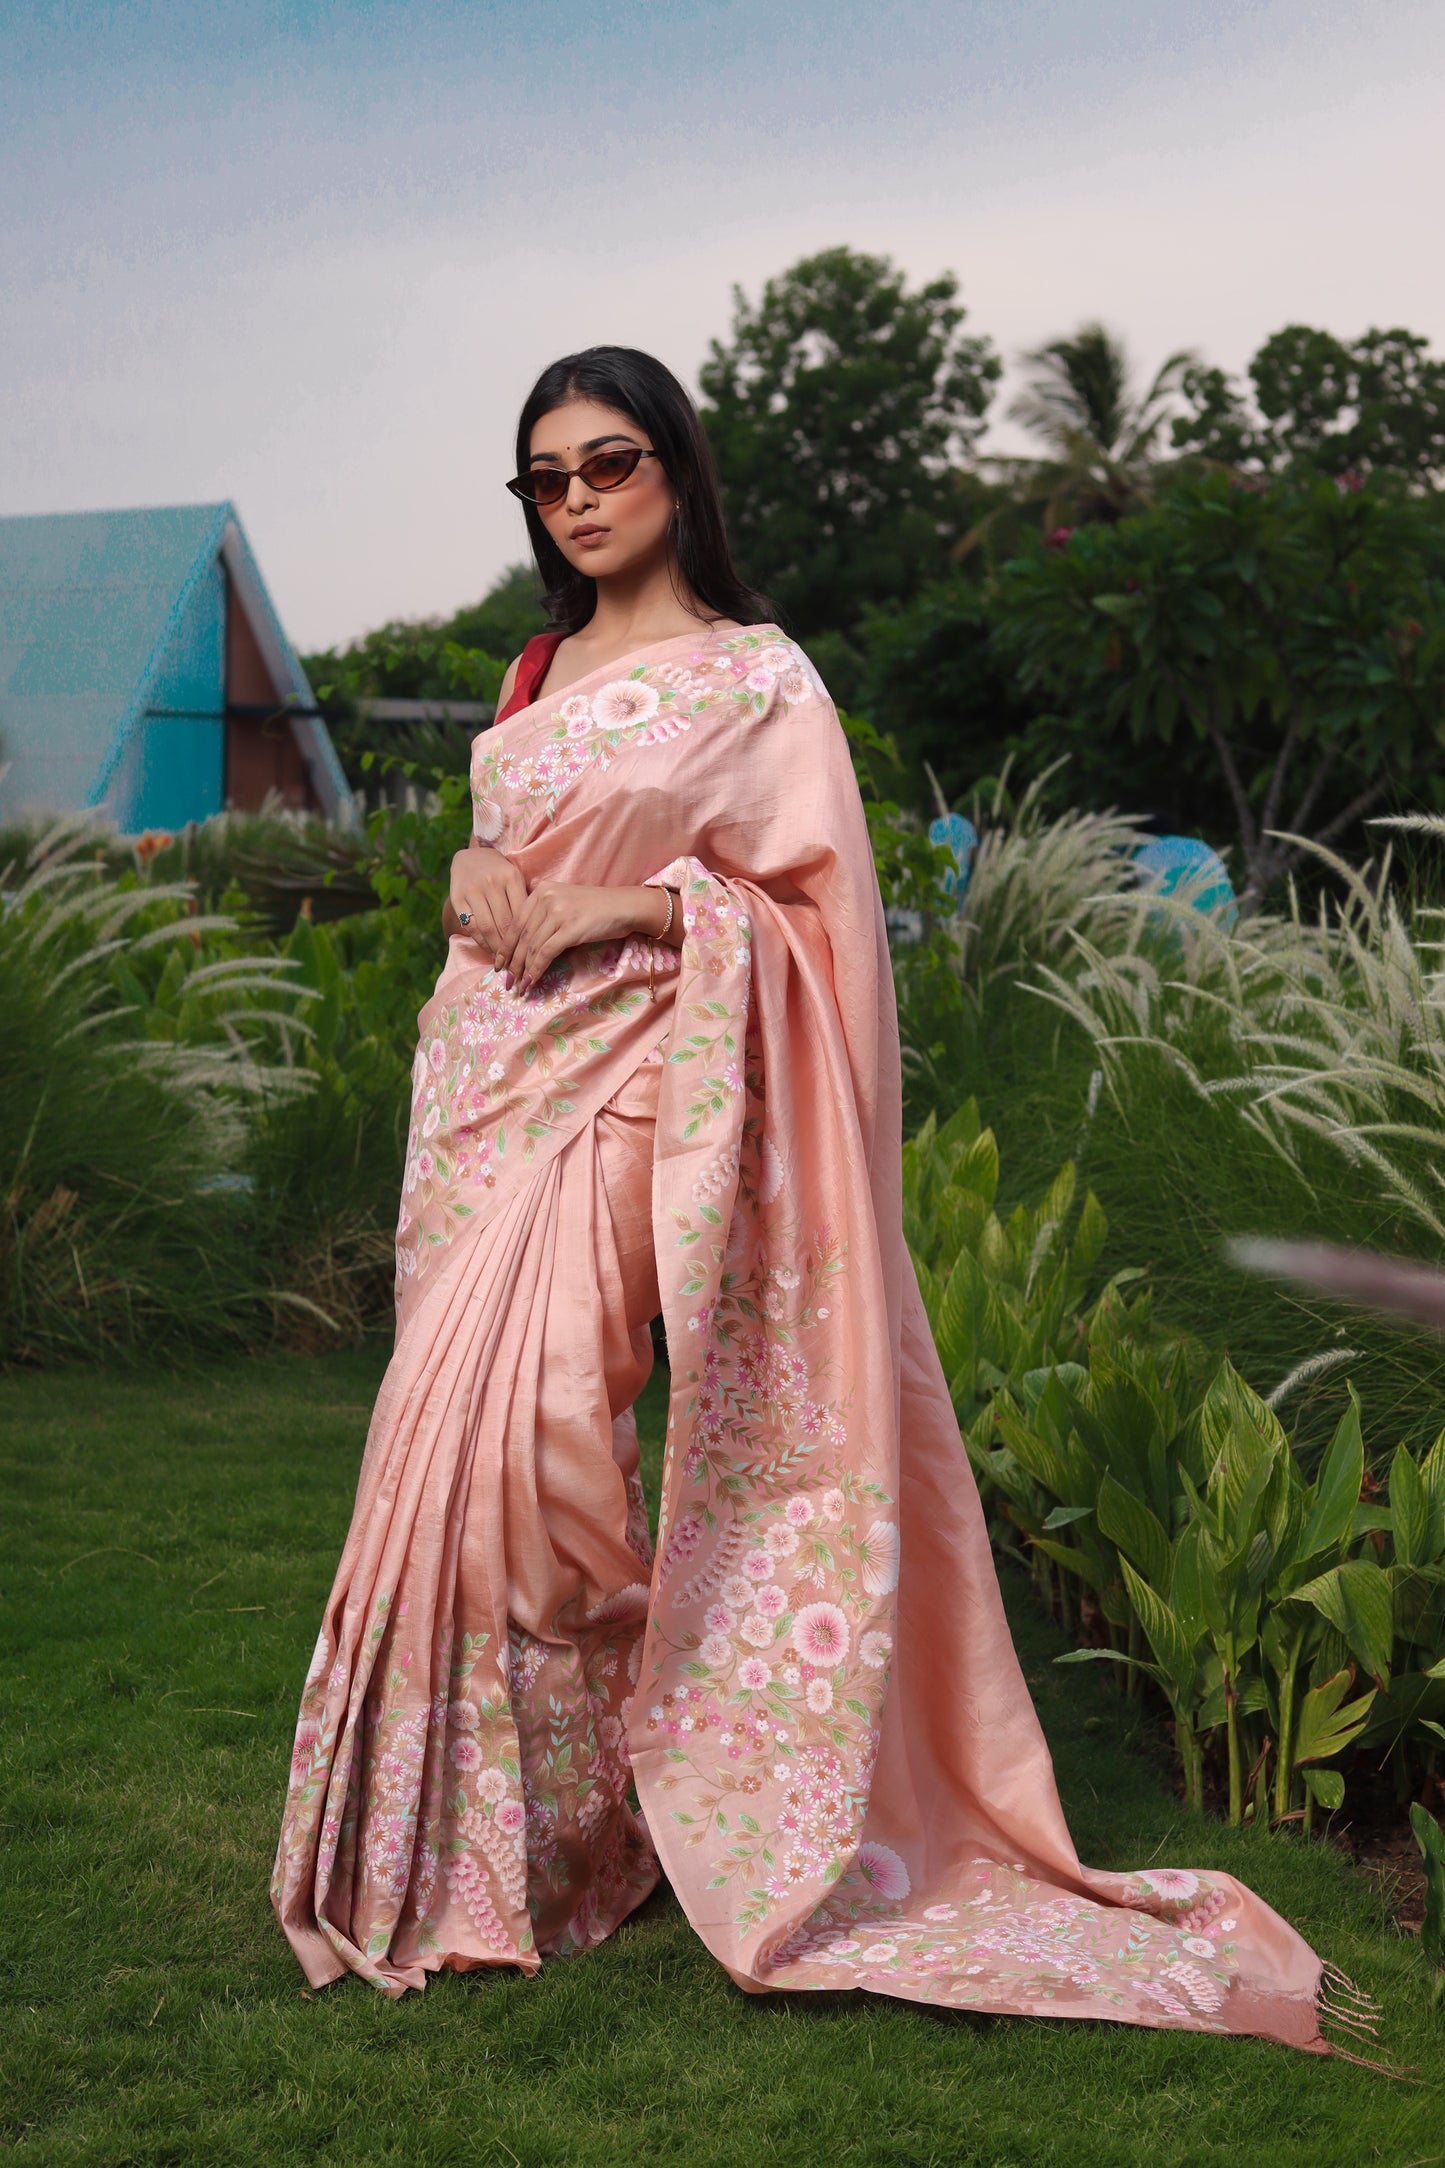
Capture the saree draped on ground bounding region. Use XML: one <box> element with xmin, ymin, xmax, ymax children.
<box><xmin>273</xmin><ymin>622</ymin><xmax>1334</xmax><ymax>2052</ymax></box>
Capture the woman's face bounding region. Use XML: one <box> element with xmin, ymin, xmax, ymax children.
<box><xmin>526</xmin><ymin>398</ymin><xmax>674</xmax><ymax>583</ymax></box>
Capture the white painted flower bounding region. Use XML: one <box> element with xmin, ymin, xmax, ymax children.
<box><xmin>805</xmin><ymin>1677</ymin><xmax>833</xmax><ymax>1714</ymax></box>
<box><xmin>559</xmin><ymin>693</ymin><xmax>592</xmax><ymax>727</ymax></box>
<box><xmin>699</xmin><ymin>1634</ymin><xmax>733</xmax><ymax>1669</ymax></box>
<box><xmin>421</xmin><ymin>1102</ymin><xmax>442</xmax><ymax>1139</ymax></box>
<box><xmin>738</xmin><ymin>1657</ymin><xmax>771</xmax><ymax>1691</ymax></box>
<box><xmin>740</xmin><ymin>1611</ymin><xmax>775</xmax><ymax>1648</ymax></box>
<box><xmin>858</xmin><ymin>1519</ymin><xmax>900</xmax><ymax>1597</ymax></box>
<box><xmin>593</xmin><ymin>678</ymin><xmax>660</xmax><ymax>729</ymax></box>
<box><xmin>859</xmin><ymin>1630</ymin><xmax>893</xmax><ymax>1669</ymax></box>
<box><xmin>785</xmin><ymin>1497</ymin><xmax>813</xmax><ymax>1529</ymax></box>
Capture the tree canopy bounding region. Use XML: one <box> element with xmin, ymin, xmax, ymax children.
<box><xmin>698</xmin><ymin>246</ymin><xmax>999</xmax><ymax>637</ymax></box>
<box><xmin>1174</xmin><ymin>326</ymin><xmax>1445</xmax><ymax>489</ymax></box>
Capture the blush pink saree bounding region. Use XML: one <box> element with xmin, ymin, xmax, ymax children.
<box><xmin>272</xmin><ymin>620</ymin><xmax>1351</xmax><ymax>2055</ymax></box>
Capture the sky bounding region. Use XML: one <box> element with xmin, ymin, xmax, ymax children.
<box><xmin>3</xmin><ymin>0</ymin><xmax>1443</xmax><ymax>651</ymax></box>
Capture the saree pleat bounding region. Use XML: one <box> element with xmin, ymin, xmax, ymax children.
<box><xmin>275</xmin><ymin>618</ymin><xmax>1347</xmax><ymax>2056</ymax></box>
<box><xmin>273</xmin><ymin>1060</ymin><xmax>667</xmax><ymax>1994</ymax></box>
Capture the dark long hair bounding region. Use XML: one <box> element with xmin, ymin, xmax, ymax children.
<box><xmin>513</xmin><ymin>346</ymin><xmax>774</xmax><ymax>635</ymax></box>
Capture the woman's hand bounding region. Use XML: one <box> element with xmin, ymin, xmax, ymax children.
<box><xmin>446</xmin><ymin>840</ymin><xmax>530</xmax><ymax>965</ymax></box>
<box><xmin>499</xmin><ymin>881</ymin><xmax>672</xmax><ymax>992</ymax></box>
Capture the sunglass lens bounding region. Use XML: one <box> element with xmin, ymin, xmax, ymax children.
<box><xmin>520</xmin><ymin>469</ymin><xmax>567</xmax><ymax>505</ymax></box>
<box><xmin>581</xmin><ymin>450</ymin><xmax>642</xmax><ymax>489</ymax></box>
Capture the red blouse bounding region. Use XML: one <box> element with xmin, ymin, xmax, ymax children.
<box><xmin>495</xmin><ymin>631</ymin><xmax>566</xmax><ymax>724</ymax></box>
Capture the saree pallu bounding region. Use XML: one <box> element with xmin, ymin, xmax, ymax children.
<box><xmin>273</xmin><ymin>621</ymin><xmax>1344</xmax><ymax>2054</ymax></box>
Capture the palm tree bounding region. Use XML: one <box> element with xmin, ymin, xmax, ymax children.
<box><xmin>996</xmin><ymin>321</ymin><xmax>1200</xmax><ymax>529</ymax></box>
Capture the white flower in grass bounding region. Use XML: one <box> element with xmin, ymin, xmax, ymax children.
<box><xmin>593</xmin><ymin>679</ymin><xmax>660</xmax><ymax>729</ymax></box>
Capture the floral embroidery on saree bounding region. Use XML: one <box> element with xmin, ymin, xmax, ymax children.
<box><xmin>469</xmin><ymin>625</ymin><xmax>822</xmax><ymax>841</ymax></box>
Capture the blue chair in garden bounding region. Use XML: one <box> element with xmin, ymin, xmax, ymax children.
<box><xmin>1132</xmin><ymin>834</ymin><xmax>1238</xmax><ymax>933</ymax></box>
<box><xmin>927</xmin><ymin>812</ymin><xmax>979</xmax><ymax>911</ymax></box>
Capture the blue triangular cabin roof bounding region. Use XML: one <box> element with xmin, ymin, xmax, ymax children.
<box><xmin>0</xmin><ymin>502</ymin><xmax>349</xmax><ymax>829</ymax></box>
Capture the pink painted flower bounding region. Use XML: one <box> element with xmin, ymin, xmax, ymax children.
<box><xmin>859</xmin><ymin>1941</ymin><xmax>898</xmax><ymax>1964</ymax></box>
<box><xmin>855</xmin><ymin>1840</ymin><xmax>911</xmax><ymax>1902</ymax></box>
<box><xmin>859</xmin><ymin>1630</ymin><xmax>892</xmax><ymax>1669</ymax></box>
<box><xmin>698</xmin><ymin>1633</ymin><xmax>733</xmax><ymax>1669</ymax></box>
<box><xmin>593</xmin><ymin>678</ymin><xmax>660</xmax><ymax>729</ymax></box>
<box><xmin>703</xmin><ymin>1603</ymin><xmax>737</xmax><ymax>1635</ymax></box>
<box><xmin>821</xmin><ymin>1488</ymin><xmax>846</xmax><ymax>1522</ymax></box>
<box><xmin>474</xmin><ymin>1766</ymin><xmax>508</xmax><ymax>1802</ymax></box>
<box><xmin>290</xmin><ymin>1722</ymin><xmax>319</xmax><ymax>1781</ymax></box>
<box><xmin>923</xmin><ymin>1902</ymin><xmax>958</xmax><ymax>1922</ymax></box>
<box><xmin>449</xmin><ymin>1737</ymin><xmax>482</xmax><ymax>1770</ymax></box>
<box><xmin>720</xmin><ymin>1574</ymin><xmax>754</xmax><ymax>1607</ymax></box>
<box><xmin>428</xmin><ymin>1038</ymin><xmax>447</xmax><ymax>1074</ymax></box>
<box><xmin>785</xmin><ymin>1496</ymin><xmax>814</xmax><ymax>1528</ymax></box>
<box><xmin>737</xmin><ymin>1656</ymin><xmax>771</xmax><ymax>1691</ymax></box>
<box><xmin>805</xmin><ymin>1677</ymin><xmax>833</xmax><ymax>1715</ymax></box>
<box><xmin>495</xmin><ymin>1800</ymin><xmax>526</xmax><ymax>1836</ymax></box>
<box><xmin>1181</xmin><ymin>1936</ymin><xmax>1216</xmax><ymax>1958</ymax></box>
<box><xmin>1139</xmin><ymin>1869</ymin><xmax>1199</xmax><ymax>1902</ymax></box>
<box><xmin>740</xmin><ymin>1611</ymin><xmax>775</xmax><ymax>1649</ymax></box>
<box><xmin>794</xmin><ymin>1602</ymin><xmax>849</xmax><ymax>1666</ymax></box>
<box><xmin>743</xmin><ymin>1550</ymin><xmax>775</xmax><ymax>1582</ymax></box>
<box><xmin>764</xmin><ymin>1524</ymin><xmax>800</xmax><ymax>1558</ymax></box>
<box><xmin>754</xmin><ymin>1583</ymin><xmax>788</xmax><ymax>1619</ymax></box>
<box><xmin>415</xmin><ymin>1147</ymin><xmax>436</xmax><ymax>1185</ymax></box>
<box><xmin>447</xmin><ymin>1701</ymin><xmax>480</xmax><ymax>1732</ymax></box>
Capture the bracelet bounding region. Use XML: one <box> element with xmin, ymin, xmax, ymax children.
<box><xmin>647</xmin><ymin>884</ymin><xmax>678</xmax><ymax>1002</ymax></box>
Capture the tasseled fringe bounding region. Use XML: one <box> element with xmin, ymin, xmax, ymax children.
<box><xmin>1317</xmin><ymin>1961</ymin><xmax>1414</xmax><ymax>2080</ymax></box>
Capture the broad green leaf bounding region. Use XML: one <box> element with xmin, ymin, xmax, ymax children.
<box><xmin>1294</xmin><ymin>1558</ymin><xmax>1394</xmax><ymax>1686</ymax></box>
<box><xmin>1096</xmin><ymin>1472</ymin><xmax>1172</xmax><ymax>1592</ymax></box>
<box><xmin>1389</xmin><ymin>1443</ymin><xmax>1430</xmax><ymax>1570</ymax></box>
<box><xmin>1408</xmin><ymin>1803</ymin><xmax>1445</xmax><ymax>1971</ymax></box>
<box><xmin>1302</xmin><ymin>1768</ymin><xmax>1345</xmax><ymax>1811</ymax></box>
<box><xmin>1042</xmin><ymin>1504</ymin><xmax>1093</xmax><ymax>1530</ymax></box>
<box><xmin>1119</xmin><ymin>1556</ymin><xmax>1198</xmax><ymax>1700</ymax></box>
<box><xmin>1291</xmin><ymin>1668</ymin><xmax>1377</xmax><ymax>1766</ymax></box>
<box><xmin>1300</xmin><ymin>1391</ymin><xmax>1364</xmax><ymax>1564</ymax></box>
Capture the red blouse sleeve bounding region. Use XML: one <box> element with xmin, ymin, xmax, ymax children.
<box><xmin>495</xmin><ymin>631</ymin><xmax>566</xmax><ymax>724</ymax></box>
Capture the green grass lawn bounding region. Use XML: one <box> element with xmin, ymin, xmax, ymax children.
<box><xmin>2</xmin><ymin>1344</ymin><xmax>1441</xmax><ymax>2167</ymax></box>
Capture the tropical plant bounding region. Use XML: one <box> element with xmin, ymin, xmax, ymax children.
<box><xmin>997</xmin><ymin>320</ymin><xmax>1199</xmax><ymax>529</ymax></box>
<box><xmin>1411</xmin><ymin>1802</ymin><xmax>1445</xmax><ymax>2006</ymax></box>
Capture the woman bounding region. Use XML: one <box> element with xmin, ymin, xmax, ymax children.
<box><xmin>272</xmin><ymin>347</ymin><xmax>1362</xmax><ymax>2056</ymax></box>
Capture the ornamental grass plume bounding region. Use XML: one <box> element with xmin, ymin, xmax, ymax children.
<box><xmin>0</xmin><ymin>816</ymin><xmax>316</xmax><ymax>1364</ymax></box>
